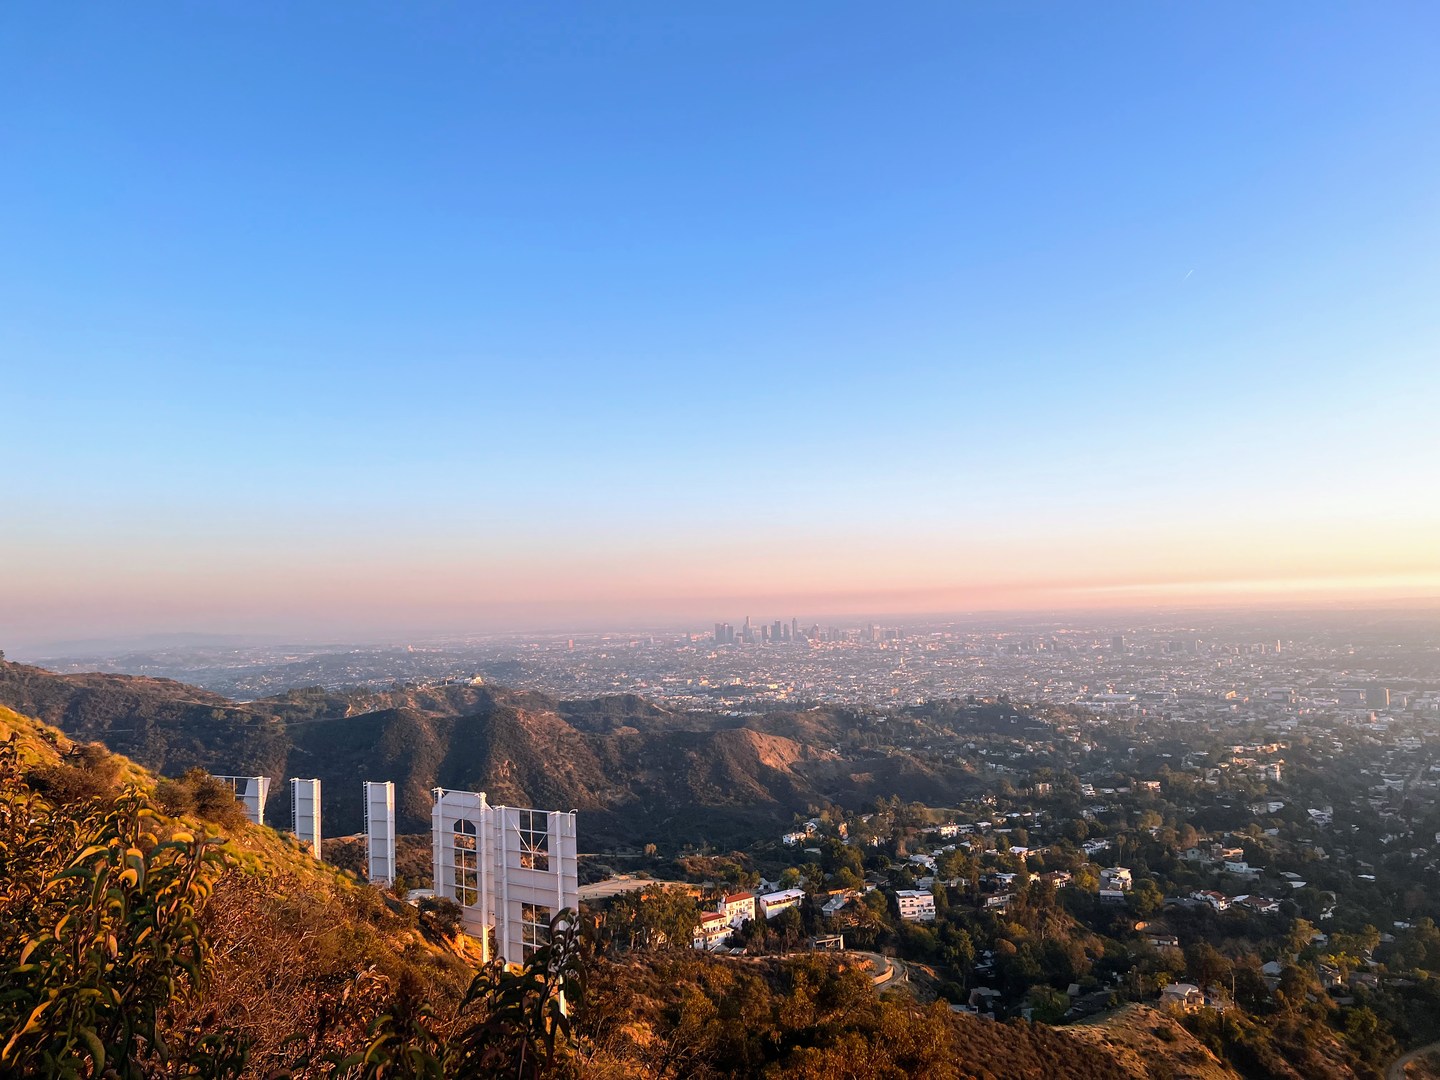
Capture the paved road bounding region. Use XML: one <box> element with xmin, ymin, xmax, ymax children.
<box><xmin>844</xmin><ymin>950</ymin><xmax>915</xmax><ymax>987</ymax></box>
<box><xmin>577</xmin><ymin>877</ymin><xmax>697</xmax><ymax>901</ymax></box>
<box><xmin>1387</xmin><ymin>1040</ymin><xmax>1440</xmax><ymax>1080</ymax></box>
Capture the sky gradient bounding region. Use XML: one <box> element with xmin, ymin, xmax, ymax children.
<box><xmin>3</xmin><ymin>3</ymin><xmax>1439</xmax><ymax>647</ymax></box>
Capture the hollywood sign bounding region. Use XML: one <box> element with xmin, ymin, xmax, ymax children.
<box><xmin>215</xmin><ymin>774</ymin><xmax>577</xmax><ymax>966</ymax></box>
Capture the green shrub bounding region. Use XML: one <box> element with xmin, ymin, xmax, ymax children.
<box><xmin>155</xmin><ymin>767</ymin><xmax>251</xmax><ymax>830</ymax></box>
<box><xmin>0</xmin><ymin>736</ymin><xmax>237</xmax><ymax>1078</ymax></box>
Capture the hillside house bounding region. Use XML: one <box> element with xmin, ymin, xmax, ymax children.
<box><xmin>1100</xmin><ymin>867</ymin><xmax>1133</xmax><ymax>892</ymax></box>
<box><xmin>895</xmin><ymin>889</ymin><xmax>937</xmax><ymax>922</ymax></box>
<box><xmin>1192</xmin><ymin>890</ymin><xmax>1231</xmax><ymax>912</ymax></box>
<box><xmin>720</xmin><ymin>892</ymin><xmax>756</xmax><ymax>927</ymax></box>
<box><xmin>693</xmin><ymin>911</ymin><xmax>732</xmax><ymax>951</ymax></box>
<box><xmin>758</xmin><ymin>888</ymin><xmax>804</xmax><ymax>919</ymax></box>
<box><xmin>1234</xmin><ymin>895</ymin><xmax>1281</xmax><ymax>915</ymax></box>
<box><xmin>1161</xmin><ymin>983</ymin><xmax>1204</xmax><ymax>1010</ymax></box>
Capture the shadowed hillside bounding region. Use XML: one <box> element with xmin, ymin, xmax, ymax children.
<box><xmin>0</xmin><ymin>659</ymin><xmax>988</xmax><ymax>848</ymax></box>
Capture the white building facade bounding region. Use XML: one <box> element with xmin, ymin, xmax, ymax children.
<box><xmin>693</xmin><ymin>910</ymin><xmax>733</xmax><ymax>950</ymax></box>
<box><xmin>758</xmin><ymin>888</ymin><xmax>805</xmax><ymax>920</ymax></box>
<box><xmin>720</xmin><ymin>892</ymin><xmax>757</xmax><ymax>927</ymax></box>
<box><xmin>896</xmin><ymin>889</ymin><xmax>937</xmax><ymax>922</ymax></box>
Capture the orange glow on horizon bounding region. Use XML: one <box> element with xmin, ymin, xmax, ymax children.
<box><xmin>3</xmin><ymin>509</ymin><xmax>1438</xmax><ymax>644</ymax></box>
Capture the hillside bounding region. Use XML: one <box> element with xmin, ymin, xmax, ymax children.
<box><xmin>1</xmin><ymin>701</ymin><xmax>1274</xmax><ymax>1079</ymax></box>
<box><xmin>577</xmin><ymin>951</ymin><xmax>1240</xmax><ymax>1080</ymax></box>
<box><xmin>1067</xmin><ymin>1004</ymin><xmax>1240</xmax><ymax>1080</ymax></box>
<box><xmin>0</xmin><ymin>659</ymin><xmax>291</xmax><ymax>780</ymax></box>
<box><xmin>0</xmin><ymin>704</ymin><xmax>475</xmax><ymax>1075</ymax></box>
<box><xmin>0</xmin><ymin>659</ymin><xmax>983</xmax><ymax>848</ymax></box>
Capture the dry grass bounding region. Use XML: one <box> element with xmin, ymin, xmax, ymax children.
<box><xmin>1066</xmin><ymin>1003</ymin><xmax>1242</xmax><ymax>1080</ymax></box>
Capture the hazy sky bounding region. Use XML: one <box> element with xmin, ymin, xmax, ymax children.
<box><xmin>3</xmin><ymin>4</ymin><xmax>1439</xmax><ymax>647</ymax></box>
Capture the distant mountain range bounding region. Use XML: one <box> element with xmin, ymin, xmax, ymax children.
<box><xmin>0</xmin><ymin>660</ymin><xmax>988</xmax><ymax>848</ymax></box>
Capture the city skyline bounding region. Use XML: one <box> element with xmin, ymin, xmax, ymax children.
<box><xmin>11</xmin><ymin>594</ymin><xmax>1440</xmax><ymax>660</ymax></box>
<box><xmin>4</xmin><ymin>4</ymin><xmax>1439</xmax><ymax>646</ymax></box>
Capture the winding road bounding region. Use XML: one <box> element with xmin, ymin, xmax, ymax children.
<box><xmin>1387</xmin><ymin>1039</ymin><xmax>1440</xmax><ymax>1080</ymax></box>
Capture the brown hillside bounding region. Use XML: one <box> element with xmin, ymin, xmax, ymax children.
<box><xmin>0</xmin><ymin>659</ymin><xmax>982</xmax><ymax>848</ymax></box>
<box><xmin>0</xmin><ymin>704</ymin><xmax>474</xmax><ymax>1074</ymax></box>
<box><xmin>1067</xmin><ymin>1004</ymin><xmax>1241</xmax><ymax>1080</ymax></box>
<box><xmin>579</xmin><ymin>951</ymin><xmax>1219</xmax><ymax>1080</ymax></box>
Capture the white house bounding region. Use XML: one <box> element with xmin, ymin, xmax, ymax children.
<box><xmin>1191</xmin><ymin>890</ymin><xmax>1231</xmax><ymax>912</ymax></box>
<box><xmin>1100</xmin><ymin>867</ymin><xmax>1133</xmax><ymax>892</ymax></box>
<box><xmin>1161</xmin><ymin>983</ymin><xmax>1204</xmax><ymax>1010</ymax></box>
<box><xmin>895</xmin><ymin>889</ymin><xmax>937</xmax><ymax>922</ymax></box>
<box><xmin>1234</xmin><ymin>895</ymin><xmax>1281</xmax><ymax>915</ymax></box>
<box><xmin>720</xmin><ymin>892</ymin><xmax>757</xmax><ymax>927</ymax></box>
<box><xmin>693</xmin><ymin>910</ymin><xmax>733</xmax><ymax>950</ymax></box>
<box><xmin>758</xmin><ymin>889</ymin><xmax>804</xmax><ymax>920</ymax></box>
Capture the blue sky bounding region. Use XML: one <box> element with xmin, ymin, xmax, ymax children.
<box><xmin>3</xmin><ymin>3</ymin><xmax>1438</xmax><ymax>643</ymax></box>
